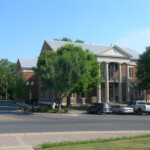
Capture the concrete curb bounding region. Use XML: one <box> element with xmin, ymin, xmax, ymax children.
<box><xmin>1</xmin><ymin>130</ymin><xmax>150</xmax><ymax>136</ymax></box>
<box><xmin>0</xmin><ymin>146</ymin><xmax>34</xmax><ymax>150</ymax></box>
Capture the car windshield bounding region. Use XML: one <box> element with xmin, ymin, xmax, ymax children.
<box><xmin>104</xmin><ymin>104</ymin><xmax>111</xmax><ymax>108</ymax></box>
<box><xmin>121</xmin><ymin>106</ymin><xmax>130</xmax><ymax>108</ymax></box>
<box><xmin>128</xmin><ymin>102</ymin><xmax>133</xmax><ymax>105</ymax></box>
<box><xmin>92</xmin><ymin>103</ymin><xmax>99</xmax><ymax>107</ymax></box>
<box><xmin>137</xmin><ymin>102</ymin><xmax>146</xmax><ymax>105</ymax></box>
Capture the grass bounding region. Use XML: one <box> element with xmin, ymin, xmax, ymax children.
<box><xmin>36</xmin><ymin>134</ymin><xmax>150</xmax><ymax>150</ymax></box>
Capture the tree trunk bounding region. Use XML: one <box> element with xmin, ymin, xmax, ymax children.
<box><xmin>5</xmin><ymin>88</ymin><xmax>8</xmax><ymax>101</ymax></box>
<box><xmin>67</xmin><ymin>93</ymin><xmax>71</xmax><ymax>107</ymax></box>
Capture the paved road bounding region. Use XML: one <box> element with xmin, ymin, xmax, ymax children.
<box><xmin>1</xmin><ymin>100</ymin><xmax>150</xmax><ymax>134</ymax></box>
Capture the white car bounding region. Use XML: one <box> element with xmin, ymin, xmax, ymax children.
<box><xmin>112</xmin><ymin>105</ymin><xmax>134</xmax><ymax>114</ymax></box>
<box><xmin>128</xmin><ymin>101</ymin><xmax>150</xmax><ymax>115</ymax></box>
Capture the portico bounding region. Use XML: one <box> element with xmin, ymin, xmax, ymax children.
<box><xmin>96</xmin><ymin>45</ymin><xmax>135</xmax><ymax>103</ymax></box>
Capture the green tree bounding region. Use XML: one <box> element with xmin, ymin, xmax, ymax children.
<box><xmin>60</xmin><ymin>37</ymin><xmax>72</xmax><ymax>42</ymax></box>
<box><xmin>57</xmin><ymin>45</ymin><xmax>102</xmax><ymax>106</ymax></box>
<box><xmin>37</xmin><ymin>44</ymin><xmax>101</xmax><ymax>111</ymax></box>
<box><xmin>54</xmin><ymin>37</ymin><xmax>84</xmax><ymax>43</ymax></box>
<box><xmin>136</xmin><ymin>46</ymin><xmax>150</xmax><ymax>90</ymax></box>
<box><xmin>14</xmin><ymin>74</ymin><xmax>28</xmax><ymax>101</ymax></box>
<box><xmin>75</xmin><ymin>39</ymin><xmax>84</xmax><ymax>43</ymax></box>
<box><xmin>0</xmin><ymin>59</ymin><xmax>16</xmax><ymax>100</ymax></box>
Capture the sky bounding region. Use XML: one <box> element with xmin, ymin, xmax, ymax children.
<box><xmin>0</xmin><ymin>0</ymin><xmax>150</xmax><ymax>63</ymax></box>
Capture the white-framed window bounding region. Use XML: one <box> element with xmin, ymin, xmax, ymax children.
<box><xmin>129</xmin><ymin>67</ymin><xmax>133</xmax><ymax>78</ymax></box>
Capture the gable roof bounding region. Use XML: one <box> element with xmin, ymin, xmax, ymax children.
<box><xmin>18</xmin><ymin>58</ymin><xmax>38</xmax><ymax>68</ymax></box>
<box><xmin>45</xmin><ymin>40</ymin><xmax>140</xmax><ymax>60</ymax></box>
<box><xmin>45</xmin><ymin>40</ymin><xmax>108</xmax><ymax>54</ymax></box>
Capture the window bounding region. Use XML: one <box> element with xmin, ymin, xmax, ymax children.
<box><xmin>81</xmin><ymin>93</ymin><xmax>85</xmax><ymax>98</ymax></box>
<box><xmin>101</xmin><ymin>66</ymin><xmax>105</xmax><ymax>80</ymax></box>
<box><xmin>129</xmin><ymin>68</ymin><xmax>133</xmax><ymax>78</ymax></box>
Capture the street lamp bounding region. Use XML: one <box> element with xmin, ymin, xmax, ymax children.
<box><xmin>26</xmin><ymin>81</ymin><xmax>34</xmax><ymax>108</ymax></box>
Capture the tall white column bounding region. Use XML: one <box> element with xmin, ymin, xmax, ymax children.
<box><xmin>97</xmin><ymin>85</ymin><xmax>101</xmax><ymax>103</ymax></box>
<box><xmin>126</xmin><ymin>63</ymin><xmax>130</xmax><ymax>102</ymax></box>
<box><xmin>118</xmin><ymin>63</ymin><xmax>122</xmax><ymax>103</ymax></box>
<box><xmin>113</xmin><ymin>63</ymin><xmax>116</xmax><ymax>102</ymax></box>
<box><xmin>105</xmin><ymin>62</ymin><xmax>109</xmax><ymax>103</ymax></box>
<box><xmin>97</xmin><ymin>63</ymin><xmax>101</xmax><ymax>103</ymax></box>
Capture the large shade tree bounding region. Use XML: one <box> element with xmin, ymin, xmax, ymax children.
<box><xmin>14</xmin><ymin>74</ymin><xmax>28</xmax><ymax>101</ymax></box>
<box><xmin>0</xmin><ymin>59</ymin><xmax>16</xmax><ymax>100</ymax></box>
<box><xmin>57</xmin><ymin>44</ymin><xmax>102</xmax><ymax>106</ymax></box>
<box><xmin>136</xmin><ymin>46</ymin><xmax>150</xmax><ymax>91</ymax></box>
<box><xmin>37</xmin><ymin>44</ymin><xmax>102</xmax><ymax>111</ymax></box>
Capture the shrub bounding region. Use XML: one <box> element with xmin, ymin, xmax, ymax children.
<box><xmin>48</xmin><ymin>108</ymin><xmax>59</xmax><ymax>113</ymax></box>
<box><xmin>36</xmin><ymin>105</ymin><xmax>51</xmax><ymax>112</ymax></box>
<box><xmin>61</xmin><ymin>108</ymin><xmax>69</xmax><ymax>113</ymax></box>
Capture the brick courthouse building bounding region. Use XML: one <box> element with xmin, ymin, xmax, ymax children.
<box><xmin>16</xmin><ymin>40</ymin><xmax>144</xmax><ymax>105</ymax></box>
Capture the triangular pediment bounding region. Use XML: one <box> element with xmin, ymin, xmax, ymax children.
<box><xmin>97</xmin><ymin>45</ymin><xmax>132</xmax><ymax>58</ymax></box>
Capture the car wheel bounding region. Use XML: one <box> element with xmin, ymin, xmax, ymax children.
<box><xmin>87</xmin><ymin>110</ymin><xmax>90</xmax><ymax>114</ymax></box>
<box><xmin>138</xmin><ymin>109</ymin><xmax>142</xmax><ymax>115</ymax></box>
<box><xmin>97</xmin><ymin>110</ymin><xmax>101</xmax><ymax>115</ymax></box>
<box><xmin>134</xmin><ymin>110</ymin><xmax>137</xmax><ymax>114</ymax></box>
<box><xmin>119</xmin><ymin>111</ymin><xmax>122</xmax><ymax>114</ymax></box>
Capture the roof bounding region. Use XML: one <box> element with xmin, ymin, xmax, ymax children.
<box><xmin>18</xmin><ymin>58</ymin><xmax>38</xmax><ymax>68</ymax></box>
<box><xmin>45</xmin><ymin>40</ymin><xmax>140</xmax><ymax>60</ymax></box>
<box><xmin>45</xmin><ymin>40</ymin><xmax>108</xmax><ymax>54</ymax></box>
<box><xmin>121</xmin><ymin>47</ymin><xmax>140</xmax><ymax>60</ymax></box>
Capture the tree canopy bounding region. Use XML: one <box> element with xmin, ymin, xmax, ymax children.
<box><xmin>14</xmin><ymin>74</ymin><xmax>28</xmax><ymax>101</ymax></box>
<box><xmin>75</xmin><ymin>39</ymin><xmax>84</xmax><ymax>43</ymax></box>
<box><xmin>54</xmin><ymin>37</ymin><xmax>84</xmax><ymax>43</ymax></box>
<box><xmin>37</xmin><ymin>44</ymin><xmax>101</xmax><ymax>110</ymax></box>
<box><xmin>0</xmin><ymin>59</ymin><xmax>16</xmax><ymax>100</ymax></box>
<box><xmin>136</xmin><ymin>46</ymin><xmax>150</xmax><ymax>90</ymax></box>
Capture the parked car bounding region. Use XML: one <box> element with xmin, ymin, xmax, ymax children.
<box><xmin>87</xmin><ymin>103</ymin><xmax>112</xmax><ymax>114</ymax></box>
<box><xmin>112</xmin><ymin>105</ymin><xmax>134</xmax><ymax>114</ymax></box>
<box><xmin>128</xmin><ymin>100</ymin><xmax>150</xmax><ymax>115</ymax></box>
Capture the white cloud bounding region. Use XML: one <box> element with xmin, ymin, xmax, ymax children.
<box><xmin>116</xmin><ymin>29</ymin><xmax>150</xmax><ymax>53</ymax></box>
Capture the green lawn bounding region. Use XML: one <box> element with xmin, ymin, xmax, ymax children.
<box><xmin>37</xmin><ymin>135</ymin><xmax>150</xmax><ymax>150</ymax></box>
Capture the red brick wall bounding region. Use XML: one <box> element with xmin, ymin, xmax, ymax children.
<box><xmin>24</xmin><ymin>72</ymin><xmax>38</xmax><ymax>100</ymax></box>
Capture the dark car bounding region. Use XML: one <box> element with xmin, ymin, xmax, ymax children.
<box><xmin>87</xmin><ymin>103</ymin><xmax>112</xmax><ymax>114</ymax></box>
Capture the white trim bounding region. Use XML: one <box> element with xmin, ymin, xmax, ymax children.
<box><xmin>96</xmin><ymin>45</ymin><xmax>132</xmax><ymax>58</ymax></box>
<box><xmin>22</xmin><ymin>69</ymin><xmax>34</xmax><ymax>73</ymax></box>
<box><xmin>96</xmin><ymin>56</ymin><xmax>131</xmax><ymax>64</ymax></box>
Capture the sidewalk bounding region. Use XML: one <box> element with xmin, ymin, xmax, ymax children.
<box><xmin>1</xmin><ymin>131</ymin><xmax>150</xmax><ymax>150</ymax></box>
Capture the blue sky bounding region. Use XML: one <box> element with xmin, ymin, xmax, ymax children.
<box><xmin>0</xmin><ymin>0</ymin><xmax>150</xmax><ymax>62</ymax></box>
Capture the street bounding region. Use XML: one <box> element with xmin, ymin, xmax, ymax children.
<box><xmin>0</xmin><ymin>100</ymin><xmax>150</xmax><ymax>134</ymax></box>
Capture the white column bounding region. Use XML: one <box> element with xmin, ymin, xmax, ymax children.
<box><xmin>97</xmin><ymin>85</ymin><xmax>101</xmax><ymax>103</ymax></box>
<box><xmin>118</xmin><ymin>63</ymin><xmax>122</xmax><ymax>103</ymax></box>
<box><xmin>97</xmin><ymin>63</ymin><xmax>101</xmax><ymax>103</ymax></box>
<box><xmin>113</xmin><ymin>63</ymin><xmax>115</xmax><ymax>102</ymax></box>
<box><xmin>105</xmin><ymin>62</ymin><xmax>109</xmax><ymax>103</ymax></box>
<box><xmin>126</xmin><ymin>63</ymin><xmax>130</xmax><ymax>102</ymax></box>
